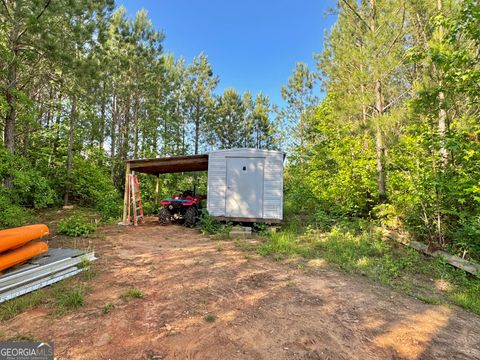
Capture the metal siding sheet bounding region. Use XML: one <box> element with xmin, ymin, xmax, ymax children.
<box><xmin>207</xmin><ymin>153</ymin><xmax>226</xmax><ymax>216</ymax></box>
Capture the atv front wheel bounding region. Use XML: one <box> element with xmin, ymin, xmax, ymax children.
<box><xmin>184</xmin><ymin>207</ymin><xmax>197</xmax><ymax>228</ymax></box>
<box><xmin>158</xmin><ymin>207</ymin><xmax>171</xmax><ymax>225</ymax></box>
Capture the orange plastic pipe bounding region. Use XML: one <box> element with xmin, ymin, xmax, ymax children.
<box><xmin>0</xmin><ymin>224</ymin><xmax>49</xmax><ymax>253</ymax></box>
<box><xmin>0</xmin><ymin>241</ymin><xmax>49</xmax><ymax>272</ymax></box>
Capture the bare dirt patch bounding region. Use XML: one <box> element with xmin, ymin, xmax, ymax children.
<box><xmin>1</xmin><ymin>217</ymin><xmax>479</xmax><ymax>359</ymax></box>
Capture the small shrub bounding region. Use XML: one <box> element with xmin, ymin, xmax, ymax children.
<box><xmin>198</xmin><ymin>210</ymin><xmax>222</xmax><ymax>235</ymax></box>
<box><xmin>253</xmin><ymin>223</ymin><xmax>271</xmax><ymax>237</ymax></box>
<box><xmin>0</xmin><ymin>203</ymin><xmax>34</xmax><ymax>230</ymax></box>
<box><xmin>95</xmin><ymin>191</ymin><xmax>122</xmax><ymax>222</ymax></box>
<box><xmin>372</xmin><ymin>203</ymin><xmax>401</xmax><ymax>230</ymax></box>
<box><xmin>57</xmin><ymin>214</ymin><xmax>96</xmax><ymax>237</ymax></box>
<box><xmin>0</xmin><ymin>191</ymin><xmax>35</xmax><ymax>229</ymax></box>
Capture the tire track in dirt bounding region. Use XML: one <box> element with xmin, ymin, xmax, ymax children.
<box><xmin>1</xmin><ymin>218</ymin><xmax>479</xmax><ymax>359</ymax></box>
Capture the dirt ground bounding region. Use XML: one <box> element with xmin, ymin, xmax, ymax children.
<box><xmin>1</xmin><ymin>217</ymin><xmax>480</xmax><ymax>360</ymax></box>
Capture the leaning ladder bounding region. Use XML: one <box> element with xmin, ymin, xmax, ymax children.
<box><xmin>128</xmin><ymin>174</ymin><xmax>144</xmax><ymax>226</ymax></box>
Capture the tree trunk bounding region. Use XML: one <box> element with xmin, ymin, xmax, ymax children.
<box><xmin>3</xmin><ymin>67</ymin><xmax>16</xmax><ymax>187</ymax></box>
<box><xmin>46</xmin><ymin>86</ymin><xmax>54</xmax><ymax>128</ymax></box>
<box><xmin>110</xmin><ymin>95</ymin><xmax>117</xmax><ymax>181</ymax></box>
<box><xmin>438</xmin><ymin>91</ymin><xmax>448</xmax><ymax>167</ymax></box>
<box><xmin>194</xmin><ymin>97</ymin><xmax>200</xmax><ymax>155</ymax></box>
<box><xmin>369</xmin><ymin>0</ymin><xmax>387</xmax><ymax>201</ymax></box>
<box><xmin>99</xmin><ymin>96</ymin><xmax>105</xmax><ymax>161</ymax></box>
<box><xmin>133</xmin><ymin>96</ymin><xmax>139</xmax><ymax>158</ymax></box>
<box><xmin>64</xmin><ymin>94</ymin><xmax>77</xmax><ymax>206</ymax></box>
<box><xmin>374</xmin><ymin>79</ymin><xmax>387</xmax><ymax>201</ymax></box>
<box><xmin>52</xmin><ymin>93</ymin><xmax>63</xmax><ymax>157</ymax></box>
<box><xmin>4</xmin><ymin>18</ymin><xmax>19</xmax><ymax>155</ymax></box>
<box><xmin>4</xmin><ymin>83</ymin><xmax>16</xmax><ymax>153</ymax></box>
<box><xmin>436</xmin><ymin>0</ymin><xmax>448</xmax><ymax>168</ymax></box>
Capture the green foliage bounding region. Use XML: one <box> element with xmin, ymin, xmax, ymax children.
<box><xmin>198</xmin><ymin>210</ymin><xmax>223</xmax><ymax>235</ymax></box>
<box><xmin>57</xmin><ymin>213</ymin><xmax>96</xmax><ymax>237</ymax></box>
<box><xmin>0</xmin><ymin>2</ymin><xmax>281</xmax><ymax>229</ymax></box>
<box><xmin>252</xmin><ymin>223</ymin><xmax>271</xmax><ymax>237</ymax></box>
<box><xmin>70</xmin><ymin>157</ymin><xmax>122</xmax><ymax>221</ymax></box>
<box><xmin>0</xmin><ymin>148</ymin><xmax>54</xmax><ymax>229</ymax></box>
<box><xmin>0</xmin><ymin>194</ymin><xmax>34</xmax><ymax>230</ymax></box>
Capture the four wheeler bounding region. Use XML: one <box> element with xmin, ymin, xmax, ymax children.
<box><xmin>158</xmin><ymin>189</ymin><xmax>206</xmax><ymax>227</ymax></box>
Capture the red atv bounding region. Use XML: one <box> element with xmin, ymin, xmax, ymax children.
<box><xmin>158</xmin><ymin>190</ymin><xmax>206</xmax><ymax>227</ymax></box>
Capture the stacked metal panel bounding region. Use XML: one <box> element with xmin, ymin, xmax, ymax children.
<box><xmin>0</xmin><ymin>248</ymin><xmax>96</xmax><ymax>303</ymax></box>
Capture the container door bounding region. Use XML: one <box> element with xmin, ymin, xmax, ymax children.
<box><xmin>226</xmin><ymin>157</ymin><xmax>264</xmax><ymax>218</ymax></box>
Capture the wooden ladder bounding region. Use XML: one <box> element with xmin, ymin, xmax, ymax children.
<box><xmin>128</xmin><ymin>173</ymin><xmax>144</xmax><ymax>226</ymax></box>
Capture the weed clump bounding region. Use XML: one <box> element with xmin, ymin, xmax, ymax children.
<box><xmin>204</xmin><ymin>313</ymin><xmax>216</xmax><ymax>323</ymax></box>
<box><xmin>53</xmin><ymin>286</ymin><xmax>85</xmax><ymax>314</ymax></box>
<box><xmin>102</xmin><ymin>303</ymin><xmax>114</xmax><ymax>314</ymax></box>
<box><xmin>58</xmin><ymin>213</ymin><xmax>96</xmax><ymax>237</ymax></box>
<box><xmin>122</xmin><ymin>288</ymin><xmax>144</xmax><ymax>299</ymax></box>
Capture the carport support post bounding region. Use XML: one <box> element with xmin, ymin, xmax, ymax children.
<box><xmin>155</xmin><ymin>175</ymin><xmax>160</xmax><ymax>205</ymax></box>
<box><xmin>122</xmin><ymin>162</ymin><xmax>131</xmax><ymax>224</ymax></box>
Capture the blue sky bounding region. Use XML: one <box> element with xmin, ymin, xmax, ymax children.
<box><xmin>117</xmin><ymin>0</ymin><xmax>338</xmax><ymax>105</ymax></box>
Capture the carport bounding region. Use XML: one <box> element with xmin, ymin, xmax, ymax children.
<box><xmin>122</xmin><ymin>154</ymin><xmax>209</xmax><ymax>224</ymax></box>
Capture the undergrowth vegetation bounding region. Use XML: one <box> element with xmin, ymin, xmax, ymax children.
<box><xmin>198</xmin><ymin>210</ymin><xmax>231</xmax><ymax>236</ymax></box>
<box><xmin>256</xmin><ymin>208</ymin><xmax>480</xmax><ymax>315</ymax></box>
<box><xmin>57</xmin><ymin>213</ymin><xmax>97</xmax><ymax>237</ymax></box>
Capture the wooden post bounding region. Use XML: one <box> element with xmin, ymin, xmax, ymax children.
<box><xmin>155</xmin><ymin>175</ymin><xmax>160</xmax><ymax>205</ymax></box>
<box><xmin>122</xmin><ymin>162</ymin><xmax>131</xmax><ymax>224</ymax></box>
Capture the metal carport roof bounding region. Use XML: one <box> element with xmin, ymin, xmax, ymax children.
<box><xmin>125</xmin><ymin>154</ymin><xmax>209</xmax><ymax>175</ymax></box>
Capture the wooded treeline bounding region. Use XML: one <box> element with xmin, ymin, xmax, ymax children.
<box><xmin>0</xmin><ymin>1</ymin><xmax>279</xmax><ymax>226</ymax></box>
<box><xmin>1</xmin><ymin>0</ymin><xmax>479</xmax><ymax>260</ymax></box>
<box><xmin>284</xmin><ymin>0</ymin><xmax>480</xmax><ymax>260</ymax></box>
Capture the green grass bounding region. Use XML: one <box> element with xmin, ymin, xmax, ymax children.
<box><xmin>81</xmin><ymin>268</ymin><xmax>97</xmax><ymax>281</ymax></box>
<box><xmin>122</xmin><ymin>288</ymin><xmax>144</xmax><ymax>299</ymax></box>
<box><xmin>0</xmin><ymin>271</ymin><xmax>97</xmax><ymax>321</ymax></box>
<box><xmin>53</xmin><ymin>285</ymin><xmax>85</xmax><ymax>314</ymax></box>
<box><xmin>204</xmin><ymin>313</ymin><xmax>216</xmax><ymax>323</ymax></box>
<box><xmin>416</xmin><ymin>294</ymin><xmax>445</xmax><ymax>305</ymax></box>
<box><xmin>255</xmin><ymin>221</ymin><xmax>480</xmax><ymax>315</ymax></box>
<box><xmin>6</xmin><ymin>334</ymin><xmax>38</xmax><ymax>341</ymax></box>
<box><xmin>0</xmin><ymin>290</ymin><xmax>47</xmax><ymax>321</ymax></box>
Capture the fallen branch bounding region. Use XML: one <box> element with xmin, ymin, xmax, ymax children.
<box><xmin>386</xmin><ymin>231</ymin><xmax>480</xmax><ymax>278</ymax></box>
